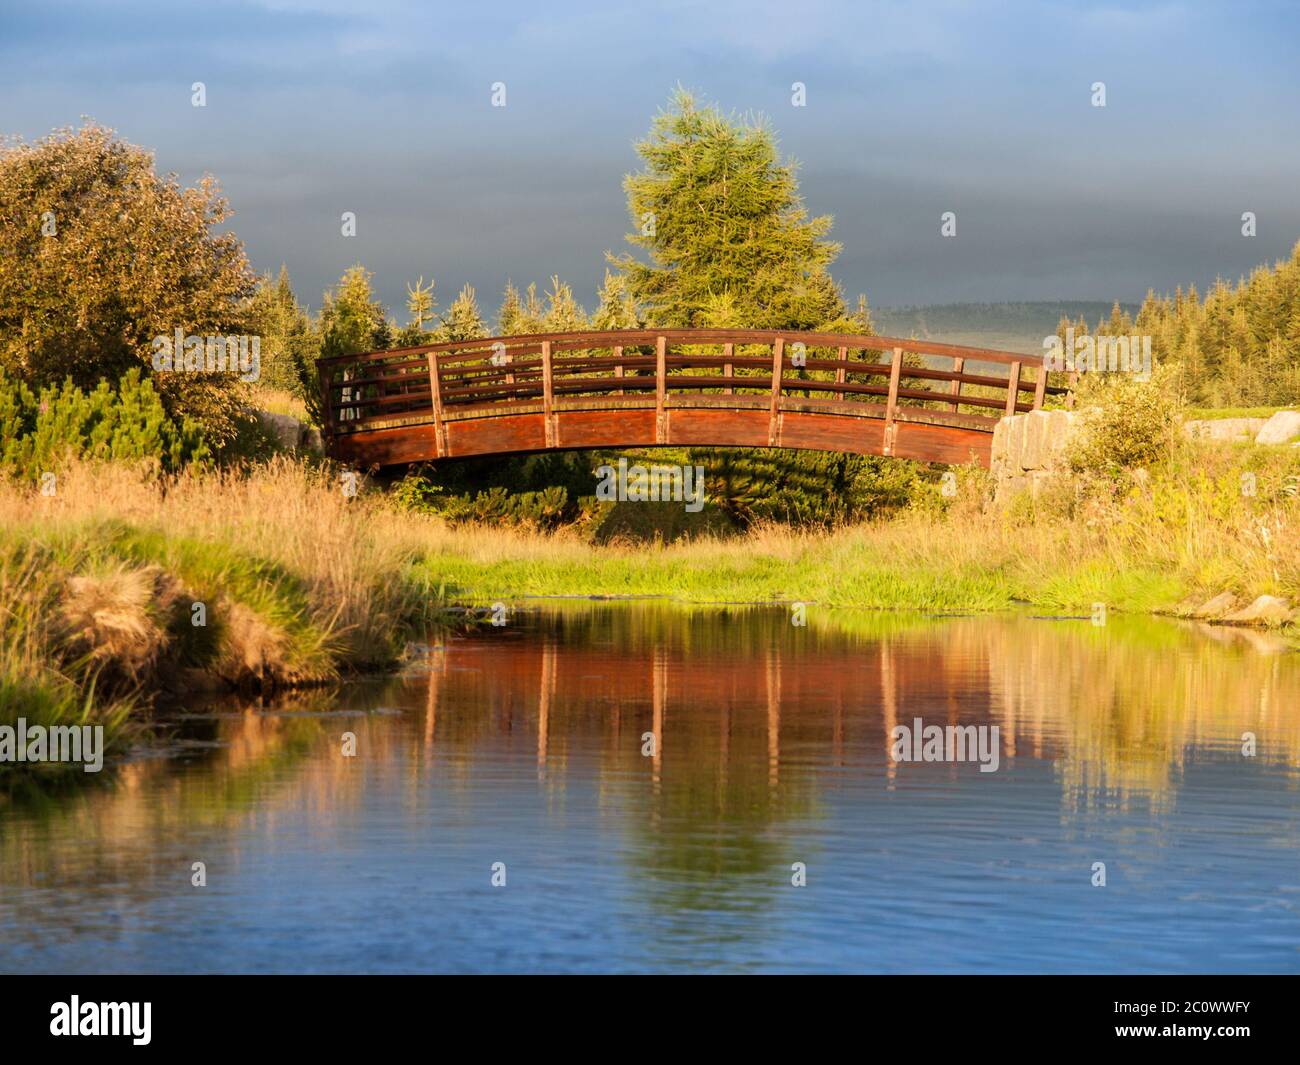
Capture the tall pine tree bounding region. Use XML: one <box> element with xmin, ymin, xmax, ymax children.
<box><xmin>609</xmin><ymin>88</ymin><xmax>848</xmax><ymax>331</ymax></box>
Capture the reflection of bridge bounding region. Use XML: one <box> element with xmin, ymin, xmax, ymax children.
<box><xmin>317</xmin><ymin>329</ymin><xmax>1066</xmax><ymax>468</ymax></box>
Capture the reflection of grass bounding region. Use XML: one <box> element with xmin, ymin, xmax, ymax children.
<box><xmin>979</xmin><ymin>615</ymin><xmax>1300</xmax><ymax>811</ymax></box>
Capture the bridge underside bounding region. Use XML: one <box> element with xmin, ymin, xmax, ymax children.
<box><xmin>329</xmin><ymin>397</ymin><xmax>993</xmax><ymax>468</ymax></box>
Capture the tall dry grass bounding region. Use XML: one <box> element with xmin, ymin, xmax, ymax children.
<box><xmin>0</xmin><ymin>457</ymin><xmax>447</xmax><ymax>705</ymax></box>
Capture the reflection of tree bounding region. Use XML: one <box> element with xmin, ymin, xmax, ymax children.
<box><xmin>627</xmin><ymin>639</ymin><xmax>823</xmax><ymax>935</ymax></box>
<box><xmin>979</xmin><ymin>616</ymin><xmax>1300</xmax><ymax>813</ymax></box>
<box><xmin>5</xmin><ymin>601</ymin><xmax>1300</xmax><ymax>964</ymax></box>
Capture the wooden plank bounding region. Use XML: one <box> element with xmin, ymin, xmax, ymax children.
<box><xmin>835</xmin><ymin>345</ymin><xmax>847</xmax><ymax>391</ymax></box>
<box><xmin>321</xmin><ymin>328</ymin><xmax>1048</xmax><ymax>370</ymax></box>
<box><xmin>613</xmin><ymin>345</ymin><xmax>623</xmax><ymax>396</ymax></box>
<box><xmin>768</xmin><ymin>337</ymin><xmax>785</xmax><ymax>445</ymax></box>
<box><xmin>1033</xmin><ymin>364</ymin><xmax>1047</xmax><ymax>409</ymax></box>
<box><xmin>425</xmin><ymin>352</ymin><xmax>446</xmax><ymax>457</ymax></box>
<box><xmin>655</xmin><ymin>335</ymin><xmax>667</xmax><ymax>443</ymax></box>
<box><xmin>1004</xmin><ymin>361</ymin><xmax>1022</xmax><ymax>418</ymax></box>
<box><xmin>332</xmin><ymin>404</ymin><xmax>999</xmax><ymax>469</ymax></box>
<box><xmin>949</xmin><ymin>356</ymin><xmax>964</xmax><ymax>413</ymax></box>
<box><xmin>541</xmin><ymin>340</ymin><xmax>556</xmax><ymax>447</ymax></box>
<box><xmin>330</xmin><ymin>374</ymin><xmax>1033</xmax><ymax>421</ymax></box>
<box><xmin>882</xmin><ymin>346</ymin><xmax>903</xmax><ymax>455</ymax></box>
<box><xmin>723</xmin><ymin>342</ymin><xmax>734</xmax><ymax>395</ymax></box>
<box><xmin>335</xmin><ymin>349</ymin><xmax>1059</xmax><ymax>398</ymax></box>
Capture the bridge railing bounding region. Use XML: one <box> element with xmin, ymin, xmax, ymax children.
<box><xmin>315</xmin><ymin>328</ymin><xmax>1068</xmax><ymax>449</ymax></box>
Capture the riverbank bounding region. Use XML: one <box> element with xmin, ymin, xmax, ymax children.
<box><xmin>4</xmin><ymin>440</ymin><xmax>1298</xmax><ymax>785</ymax></box>
<box><xmin>0</xmin><ymin>458</ymin><xmax>447</xmax><ymax>784</ymax></box>
<box><xmin>424</xmin><ymin>439</ymin><xmax>1300</xmax><ymax>626</ymax></box>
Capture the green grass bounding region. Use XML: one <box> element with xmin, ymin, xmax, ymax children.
<box><xmin>422</xmin><ymin>525</ymin><xmax>1192</xmax><ymax>617</ymax></box>
<box><xmin>1184</xmin><ymin>406</ymin><xmax>1290</xmax><ymax>420</ymax></box>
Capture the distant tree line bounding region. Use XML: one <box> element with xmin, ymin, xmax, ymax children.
<box><xmin>1078</xmin><ymin>248</ymin><xmax>1300</xmax><ymax>408</ymax></box>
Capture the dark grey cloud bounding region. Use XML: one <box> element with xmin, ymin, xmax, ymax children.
<box><xmin>3</xmin><ymin>0</ymin><xmax>1298</xmax><ymax>318</ymax></box>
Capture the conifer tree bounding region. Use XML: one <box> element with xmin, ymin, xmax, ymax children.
<box><xmin>320</xmin><ymin>265</ymin><xmax>391</xmax><ymax>356</ymax></box>
<box><xmin>1093</xmin><ymin>240</ymin><xmax>1300</xmax><ymax>406</ymax></box>
<box><xmin>607</xmin><ymin>90</ymin><xmax>899</xmax><ymax>526</ymax></box>
<box><xmin>541</xmin><ymin>276</ymin><xmax>588</xmax><ymax>332</ymax></box>
<box><xmin>440</xmin><ymin>284</ymin><xmax>487</xmax><ymax>342</ymax></box>
<box><xmin>396</xmin><ymin>277</ymin><xmax>437</xmax><ymax>346</ymax></box>
<box><xmin>497</xmin><ymin>281</ymin><xmax>525</xmax><ymax>336</ymax></box>
<box><xmin>247</xmin><ymin>265</ymin><xmax>315</xmax><ymax>393</ymax></box>
<box><xmin>591</xmin><ymin>270</ymin><xmax>640</xmax><ymax>331</ymax></box>
<box><xmin>297</xmin><ymin>265</ymin><xmax>391</xmax><ymax>425</ymax></box>
<box><xmin>609</xmin><ymin>88</ymin><xmax>848</xmax><ymax>330</ymax></box>
<box><xmin>521</xmin><ymin>283</ymin><xmax>546</xmax><ymax>333</ymax></box>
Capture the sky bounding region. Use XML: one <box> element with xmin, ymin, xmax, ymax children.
<box><xmin>3</xmin><ymin>0</ymin><xmax>1299</xmax><ymax>320</ymax></box>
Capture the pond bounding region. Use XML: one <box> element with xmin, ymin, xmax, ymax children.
<box><xmin>2</xmin><ymin>603</ymin><xmax>1299</xmax><ymax>973</ymax></box>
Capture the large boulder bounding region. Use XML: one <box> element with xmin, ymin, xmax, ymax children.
<box><xmin>1255</xmin><ymin>410</ymin><xmax>1300</xmax><ymax>445</ymax></box>
<box><xmin>992</xmin><ymin>409</ymin><xmax>1081</xmax><ymax>505</ymax></box>
<box><xmin>1193</xmin><ymin>591</ymin><xmax>1237</xmax><ymax>619</ymax></box>
<box><xmin>1183</xmin><ymin>417</ymin><xmax>1268</xmax><ymax>442</ymax></box>
<box><xmin>1222</xmin><ymin>595</ymin><xmax>1293</xmax><ymax>627</ymax></box>
<box><xmin>254</xmin><ymin>409</ymin><xmax>323</xmax><ymax>453</ymax></box>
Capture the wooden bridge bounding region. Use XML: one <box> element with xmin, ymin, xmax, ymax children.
<box><xmin>317</xmin><ymin>329</ymin><xmax>1066</xmax><ymax>468</ymax></box>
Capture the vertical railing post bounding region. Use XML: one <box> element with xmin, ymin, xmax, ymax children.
<box><xmin>883</xmin><ymin>346</ymin><xmax>903</xmax><ymax>455</ymax></box>
<box><xmin>425</xmin><ymin>351</ymin><xmax>446</xmax><ymax>457</ymax></box>
<box><xmin>767</xmin><ymin>337</ymin><xmax>785</xmax><ymax>446</ymax></box>
<box><xmin>835</xmin><ymin>345</ymin><xmax>847</xmax><ymax>399</ymax></box>
<box><xmin>655</xmin><ymin>335</ymin><xmax>667</xmax><ymax>443</ymax></box>
<box><xmin>1004</xmin><ymin>360</ymin><xmax>1022</xmax><ymax>418</ymax></box>
<box><xmin>1032</xmin><ymin>362</ymin><xmax>1047</xmax><ymax>410</ymax></box>
<box><xmin>949</xmin><ymin>356</ymin><xmax>964</xmax><ymax>413</ymax></box>
<box><xmin>723</xmin><ymin>341</ymin><xmax>734</xmax><ymax>396</ymax></box>
<box><xmin>613</xmin><ymin>344</ymin><xmax>624</xmax><ymax>396</ymax></box>
<box><xmin>541</xmin><ymin>339</ymin><xmax>556</xmax><ymax>448</ymax></box>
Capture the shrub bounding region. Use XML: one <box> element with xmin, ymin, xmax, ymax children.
<box><xmin>1070</xmin><ymin>368</ymin><xmax>1180</xmax><ymax>475</ymax></box>
<box><xmin>0</xmin><ymin>124</ymin><xmax>256</xmax><ymax>448</ymax></box>
<box><xmin>0</xmin><ymin>368</ymin><xmax>210</xmax><ymax>482</ymax></box>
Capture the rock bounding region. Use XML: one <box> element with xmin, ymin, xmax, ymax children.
<box><xmin>256</xmin><ymin>410</ymin><xmax>303</xmax><ymax>449</ymax></box>
<box><xmin>1183</xmin><ymin>418</ymin><xmax>1268</xmax><ymax>442</ymax></box>
<box><xmin>992</xmin><ymin>409</ymin><xmax>1081</xmax><ymax>507</ymax></box>
<box><xmin>1221</xmin><ymin>594</ymin><xmax>1292</xmax><ymax>627</ymax></box>
<box><xmin>254</xmin><ymin>409</ymin><xmax>322</xmax><ymax>452</ymax></box>
<box><xmin>1255</xmin><ymin>410</ymin><xmax>1300</xmax><ymax>445</ymax></box>
<box><xmin>1193</xmin><ymin>591</ymin><xmax>1237</xmax><ymax>619</ymax></box>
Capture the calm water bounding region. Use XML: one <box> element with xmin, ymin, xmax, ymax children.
<box><xmin>2</xmin><ymin>604</ymin><xmax>1299</xmax><ymax>974</ymax></box>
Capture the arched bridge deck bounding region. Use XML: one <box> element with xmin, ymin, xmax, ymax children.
<box><xmin>316</xmin><ymin>329</ymin><xmax>1067</xmax><ymax>468</ymax></box>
